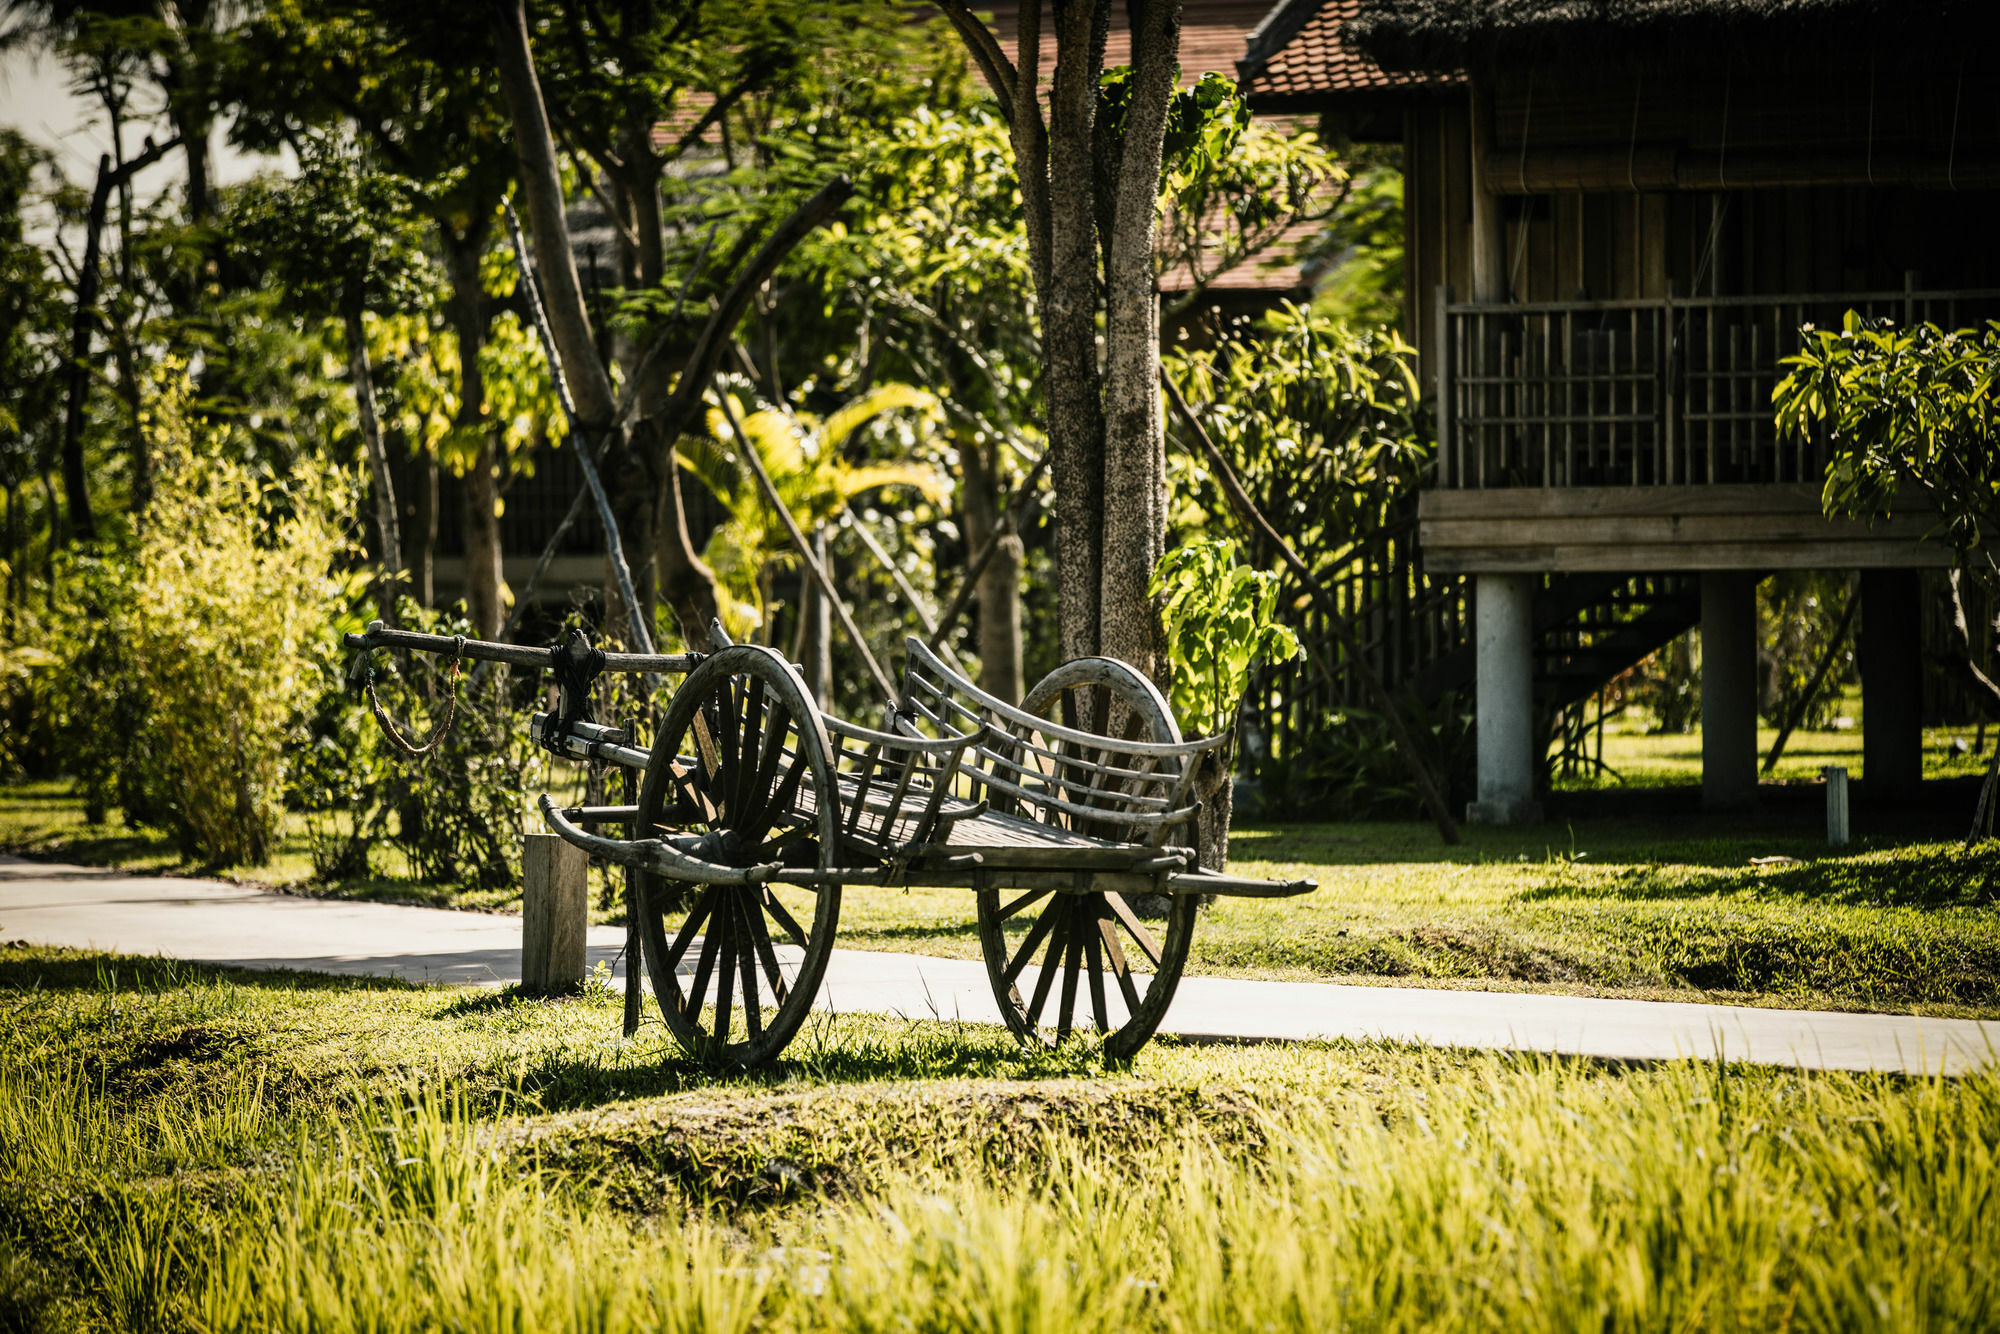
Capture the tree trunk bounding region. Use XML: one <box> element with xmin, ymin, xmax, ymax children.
<box><xmin>343</xmin><ymin>302</ymin><xmax>402</xmax><ymax>626</ymax></box>
<box><xmin>59</xmin><ymin>154</ymin><xmax>113</xmax><ymax>545</ymax></box>
<box><xmin>492</xmin><ymin>0</ymin><xmax>616</xmax><ymax>426</ymax></box>
<box><xmin>413</xmin><ymin>449</ymin><xmax>437</xmax><ymax>608</ymax></box>
<box><xmin>441</xmin><ymin>231</ymin><xmax>504</xmax><ymax>639</ymax></box>
<box><xmin>601</xmin><ymin>157</ymin><xmax>664</xmax><ymax>639</ymax></box>
<box><xmin>1041</xmin><ymin>0</ymin><xmax>1111</xmax><ymax>662</ymax></box>
<box><xmin>962</xmin><ymin>436</ymin><xmax>1024</xmax><ymax>702</ymax></box>
<box><xmin>1095</xmin><ymin>0</ymin><xmax>1181</xmax><ymax>686</ymax></box>
<box><xmin>58</xmin><ymin>137</ymin><xmax>180</xmax><ymax>546</ymax></box>
<box><xmin>809</xmin><ymin>525</ymin><xmax>832</xmax><ymax>705</ymax></box>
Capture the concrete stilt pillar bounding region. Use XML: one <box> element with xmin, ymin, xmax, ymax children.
<box><xmin>1700</xmin><ymin>572</ymin><xmax>1759</xmax><ymax>810</ymax></box>
<box><xmin>1861</xmin><ymin>568</ymin><xmax>1923</xmax><ymax>800</ymax></box>
<box><xmin>1469</xmin><ymin>573</ymin><xmax>1542</xmax><ymax>825</ymax></box>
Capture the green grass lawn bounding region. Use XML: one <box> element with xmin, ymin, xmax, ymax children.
<box><xmin>8</xmin><ymin>721</ymin><xmax>1999</xmax><ymax>1018</ymax></box>
<box><xmin>1553</xmin><ymin>697</ymin><xmax>1994</xmax><ymax>791</ymax></box>
<box><xmin>3</xmin><ymin>944</ymin><xmax>1996</xmax><ymax>1331</ymax></box>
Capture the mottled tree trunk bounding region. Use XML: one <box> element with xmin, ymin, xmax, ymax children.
<box><xmin>1041</xmin><ymin>0</ymin><xmax>1110</xmax><ymax>662</ymax></box>
<box><xmin>442</xmin><ymin>233</ymin><xmax>504</xmax><ymax>639</ymax></box>
<box><xmin>809</xmin><ymin>525</ymin><xmax>832</xmax><ymax>704</ymax></box>
<box><xmin>962</xmin><ymin>436</ymin><xmax>1024</xmax><ymax>702</ymax></box>
<box><xmin>939</xmin><ymin>0</ymin><xmax>1178</xmax><ymax>678</ymax></box>
<box><xmin>1096</xmin><ymin>0</ymin><xmax>1180</xmax><ymax>687</ymax></box>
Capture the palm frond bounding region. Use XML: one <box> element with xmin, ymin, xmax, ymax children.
<box><xmin>822</xmin><ymin>383</ymin><xmax>938</xmax><ymax>453</ymax></box>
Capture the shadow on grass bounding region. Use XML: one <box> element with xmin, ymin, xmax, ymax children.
<box><xmin>0</xmin><ymin>944</ymin><xmax>415</xmax><ymax>993</ymax></box>
<box><xmin>832</xmin><ymin>921</ymin><xmax>982</xmax><ymax>946</ymax></box>
<box><xmin>1516</xmin><ymin>842</ymin><xmax>2000</xmax><ymax>909</ymax></box>
<box><xmin>469</xmin><ymin>1015</ymin><xmax>1119</xmax><ymax>1114</ymax></box>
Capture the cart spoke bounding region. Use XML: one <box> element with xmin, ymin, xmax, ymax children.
<box><xmin>734</xmin><ymin>676</ymin><xmax>765</xmax><ymax>820</ymax></box>
<box><xmin>753</xmin><ymin>745</ymin><xmax>812</xmax><ymax>845</ymax></box>
<box><xmin>664</xmin><ymin>886</ymin><xmax>718</xmax><ymax>971</ymax></box>
<box><xmin>1023</xmin><ymin>908</ymin><xmax>1069</xmax><ymax>1030</ymax></box>
<box><xmin>994</xmin><ymin>886</ymin><xmax>1054</xmax><ymax>921</ymax></box>
<box><xmin>752</xmin><ymin>820</ymin><xmax>813</xmax><ymax>862</ymax></box>
<box><xmin>734</xmin><ymin>896</ymin><xmax>762</xmax><ymax>1039</ymax></box>
<box><xmin>668</xmin><ymin>762</ymin><xmax>718</xmax><ymax>825</ymax></box>
<box><xmin>1056</xmin><ymin>904</ymin><xmax>1084</xmax><ymax>1038</ymax></box>
<box><xmin>686</xmin><ymin>913</ymin><xmax>723</xmax><ymax>1019</ymax></box>
<box><xmin>764</xmin><ymin>891</ymin><xmax>810</xmax><ymax>950</ymax></box>
<box><xmin>1102</xmin><ymin>891</ymin><xmax>1164</xmax><ymax>970</ymax></box>
<box><xmin>1084</xmin><ymin>913</ymin><xmax>1110</xmax><ymax>1033</ymax></box>
<box><xmin>713</xmin><ymin>896</ymin><xmax>737</xmax><ymax>1041</ymax></box>
<box><xmin>714</xmin><ymin>679</ymin><xmax>741</xmax><ymax>818</ymax></box>
<box><xmin>741</xmin><ymin>702</ymin><xmax>793</xmax><ymax>837</ymax></box>
<box><xmin>1002</xmin><ymin>898</ymin><xmax>1063</xmax><ymax>987</ymax></box>
<box><xmin>747</xmin><ymin>896</ymin><xmax>790</xmax><ymax>1003</ymax></box>
<box><xmin>1095</xmin><ymin>911</ymin><xmax>1143</xmax><ymax>1015</ymax></box>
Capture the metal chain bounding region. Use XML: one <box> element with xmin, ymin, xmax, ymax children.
<box><xmin>367</xmin><ymin>637</ymin><xmax>466</xmax><ymax>758</ymax></box>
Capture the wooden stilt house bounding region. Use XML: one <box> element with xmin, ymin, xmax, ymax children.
<box><xmin>1237</xmin><ymin>0</ymin><xmax>1991</xmax><ymax>818</ymax></box>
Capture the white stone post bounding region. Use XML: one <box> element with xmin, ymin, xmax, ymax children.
<box><xmin>1469</xmin><ymin>573</ymin><xmax>1542</xmax><ymax>824</ymax></box>
<box><xmin>1823</xmin><ymin>766</ymin><xmax>1851</xmax><ymax>847</ymax></box>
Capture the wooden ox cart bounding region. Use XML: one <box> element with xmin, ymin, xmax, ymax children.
<box><xmin>345</xmin><ymin>622</ymin><xmax>1314</xmax><ymax>1066</ymax></box>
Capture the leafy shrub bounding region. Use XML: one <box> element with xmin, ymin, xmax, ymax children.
<box><xmin>369</xmin><ymin>614</ymin><xmax>538</xmax><ymax>891</ymax></box>
<box><xmin>1251</xmin><ymin>688</ymin><xmax>1474</xmax><ymax>822</ymax></box>
<box><xmin>47</xmin><ymin>369</ymin><xmax>350</xmax><ymax>865</ymax></box>
<box><xmin>1151</xmin><ymin>537</ymin><xmax>1300</xmax><ymax>738</ymax></box>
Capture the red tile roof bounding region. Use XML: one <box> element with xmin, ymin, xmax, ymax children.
<box><xmin>982</xmin><ymin>0</ymin><xmax>1277</xmax><ymax>88</ymax></box>
<box><xmin>1239</xmin><ymin>0</ymin><xmax>1463</xmax><ymax>101</ymax></box>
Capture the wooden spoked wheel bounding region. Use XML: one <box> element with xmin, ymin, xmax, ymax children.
<box><xmin>634</xmin><ymin>646</ymin><xmax>840</xmax><ymax>1067</ymax></box>
<box><xmin>975</xmin><ymin>658</ymin><xmax>1200</xmax><ymax>1061</ymax></box>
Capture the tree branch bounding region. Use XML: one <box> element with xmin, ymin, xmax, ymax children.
<box><xmin>1163</xmin><ymin>370</ymin><xmax>1462</xmax><ymax>844</ymax></box>
<box><xmin>647</xmin><ymin>174</ymin><xmax>854</xmax><ymax>452</ymax></box>
<box><xmin>932</xmin><ymin>0</ymin><xmax>1018</xmax><ymax>114</ymax></box>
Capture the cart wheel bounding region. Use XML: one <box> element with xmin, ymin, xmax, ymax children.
<box><xmin>634</xmin><ymin>645</ymin><xmax>840</xmax><ymax>1068</ymax></box>
<box><xmin>975</xmin><ymin>658</ymin><xmax>1199</xmax><ymax>1062</ymax></box>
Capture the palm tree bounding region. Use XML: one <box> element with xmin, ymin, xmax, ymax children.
<box><xmin>682</xmin><ymin>383</ymin><xmax>946</xmax><ymax>643</ymax></box>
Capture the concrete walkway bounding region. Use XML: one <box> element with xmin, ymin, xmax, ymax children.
<box><xmin>4</xmin><ymin>855</ymin><xmax>1995</xmax><ymax>1076</ymax></box>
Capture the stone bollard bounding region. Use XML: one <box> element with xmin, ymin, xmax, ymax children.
<box><xmin>522</xmin><ymin>832</ymin><xmax>588</xmax><ymax>994</ymax></box>
<box><xmin>1822</xmin><ymin>766</ymin><xmax>1851</xmax><ymax>848</ymax></box>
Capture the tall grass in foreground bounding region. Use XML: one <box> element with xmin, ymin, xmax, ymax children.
<box><xmin>4</xmin><ymin>1042</ymin><xmax>1997</xmax><ymax>1331</ymax></box>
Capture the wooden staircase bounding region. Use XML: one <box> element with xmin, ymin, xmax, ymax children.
<box><xmin>1244</xmin><ymin>530</ymin><xmax>1702</xmax><ymax>797</ymax></box>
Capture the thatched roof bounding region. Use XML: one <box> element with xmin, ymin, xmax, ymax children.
<box><xmin>1345</xmin><ymin>0</ymin><xmax>1997</xmax><ymax>69</ymax></box>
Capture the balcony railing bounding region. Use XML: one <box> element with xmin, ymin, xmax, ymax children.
<box><xmin>1433</xmin><ymin>286</ymin><xmax>2000</xmax><ymax>489</ymax></box>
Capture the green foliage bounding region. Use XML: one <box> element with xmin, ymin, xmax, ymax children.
<box><xmin>1097</xmin><ymin>67</ymin><xmax>1250</xmax><ymax>204</ymax></box>
<box><xmin>1252</xmin><ymin>690</ymin><xmax>1475</xmax><ymax>822</ymax></box>
<box><xmin>229</xmin><ymin>137</ymin><xmax>438</xmax><ymax>322</ymax></box>
<box><xmin>1759</xmin><ymin>571</ymin><xmax>1855</xmax><ymax>729</ymax></box>
<box><xmin>1774</xmin><ymin>314</ymin><xmax>2000</xmax><ymax>730</ymax></box>
<box><xmin>45</xmin><ymin>368</ymin><xmax>351</xmax><ymax>866</ymax></box>
<box><xmin>1304</xmin><ymin>147</ymin><xmax>1406</xmax><ymax>331</ymax></box>
<box><xmin>1164</xmin><ymin>303</ymin><xmax>1425</xmax><ymax>553</ymax></box>
<box><xmin>1776</xmin><ymin>313</ymin><xmax>2000</xmax><ymax>567</ymax></box>
<box><xmin>372</xmin><ymin>617</ymin><xmax>540</xmax><ymax>892</ymax></box>
<box><xmin>686</xmin><ymin>383</ymin><xmax>946</xmax><ymax>639</ymax></box>
<box><xmin>1150</xmin><ymin>538</ymin><xmax>1299</xmax><ymax>738</ymax></box>
<box><xmin>1164</xmin><ymin>306</ymin><xmax>1435</xmax><ymax>816</ymax></box>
